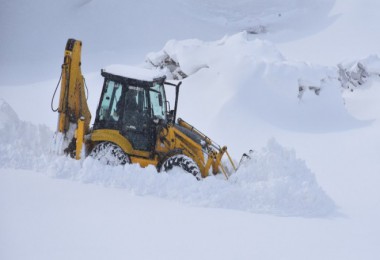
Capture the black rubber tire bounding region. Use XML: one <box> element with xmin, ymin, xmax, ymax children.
<box><xmin>161</xmin><ymin>155</ymin><xmax>201</xmax><ymax>180</ymax></box>
<box><xmin>89</xmin><ymin>142</ymin><xmax>130</xmax><ymax>166</ymax></box>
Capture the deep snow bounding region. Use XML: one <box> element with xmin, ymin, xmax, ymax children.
<box><xmin>1</xmin><ymin>0</ymin><xmax>380</xmax><ymax>259</ymax></box>
<box><xmin>1</xmin><ymin>169</ymin><xmax>375</xmax><ymax>260</ymax></box>
<box><xmin>0</xmin><ymin>99</ymin><xmax>336</xmax><ymax>217</ymax></box>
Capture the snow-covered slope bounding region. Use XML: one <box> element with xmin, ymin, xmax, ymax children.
<box><xmin>0</xmin><ymin>0</ymin><xmax>335</xmax><ymax>85</ymax></box>
<box><xmin>278</xmin><ymin>0</ymin><xmax>380</xmax><ymax>65</ymax></box>
<box><xmin>146</xmin><ymin>32</ymin><xmax>374</xmax><ymax>134</ymax></box>
<box><xmin>1</xmin><ymin>0</ymin><xmax>380</xmax><ymax>259</ymax></box>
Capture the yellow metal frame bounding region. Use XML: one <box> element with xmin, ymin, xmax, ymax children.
<box><xmin>75</xmin><ymin>117</ymin><xmax>85</xmax><ymax>159</ymax></box>
<box><xmin>91</xmin><ymin>129</ymin><xmax>150</xmax><ymax>158</ymax></box>
<box><xmin>88</xmin><ymin>124</ymin><xmax>233</xmax><ymax>179</ymax></box>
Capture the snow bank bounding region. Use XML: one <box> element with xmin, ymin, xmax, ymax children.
<box><xmin>45</xmin><ymin>140</ymin><xmax>335</xmax><ymax>217</ymax></box>
<box><xmin>147</xmin><ymin>32</ymin><xmax>367</xmax><ymax>132</ymax></box>
<box><xmin>0</xmin><ymin>99</ymin><xmax>335</xmax><ymax>217</ymax></box>
<box><xmin>0</xmin><ymin>99</ymin><xmax>51</xmax><ymax>170</ymax></box>
<box><xmin>231</xmin><ymin>139</ymin><xmax>336</xmax><ymax>216</ymax></box>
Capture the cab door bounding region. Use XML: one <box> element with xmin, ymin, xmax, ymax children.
<box><xmin>121</xmin><ymin>85</ymin><xmax>155</xmax><ymax>152</ymax></box>
<box><xmin>94</xmin><ymin>79</ymin><xmax>123</xmax><ymax>130</ymax></box>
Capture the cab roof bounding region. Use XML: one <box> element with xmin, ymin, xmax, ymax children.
<box><xmin>102</xmin><ymin>65</ymin><xmax>166</xmax><ymax>83</ymax></box>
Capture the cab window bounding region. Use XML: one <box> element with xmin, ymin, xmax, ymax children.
<box><xmin>99</xmin><ymin>80</ymin><xmax>122</xmax><ymax>122</ymax></box>
<box><xmin>149</xmin><ymin>83</ymin><xmax>166</xmax><ymax>120</ymax></box>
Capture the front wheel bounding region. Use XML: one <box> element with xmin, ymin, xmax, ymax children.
<box><xmin>89</xmin><ymin>142</ymin><xmax>130</xmax><ymax>166</ymax></box>
<box><xmin>160</xmin><ymin>155</ymin><xmax>201</xmax><ymax>180</ymax></box>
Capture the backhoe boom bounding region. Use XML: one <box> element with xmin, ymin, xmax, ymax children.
<box><xmin>55</xmin><ymin>39</ymin><xmax>91</xmax><ymax>158</ymax></box>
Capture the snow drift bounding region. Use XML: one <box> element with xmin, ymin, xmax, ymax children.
<box><xmin>146</xmin><ymin>32</ymin><xmax>369</xmax><ymax>133</ymax></box>
<box><xmin>0</xmin><ymin>99</ymin><xmax>51</xmax><ymax>170</ymax></box>
<box><xmin>0</xmin><ymin>99</ymin><xmax>336</xmax><ymax>217</ymax></box>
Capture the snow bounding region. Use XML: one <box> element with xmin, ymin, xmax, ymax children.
<box><xmin>0</xmin><ymin>99</ymin><xmax>51</xmax><ymax>170</ymax></box>
<box><xmin>1</xmin><ymin>169</ymin><xmax>379</xmax><ymax>260</ymax></box>
<box><xmin>146</xmin><ymin>32</ymin><xmax>373</xmax><ymax>133</ymax></box>
<box><xmin>1</xmin><ymin>0</ymin><xmax>380</xmax><ymax>259</ymax></box>
<box><xmin>277</xmin><ymin>0</ymin><xmax>380</xmax><ymax>65</ymax></box>
<box><xmin>0</xmin><ymin>100</ymin><xmax>335</xmax><ymax>217</ymax></box>
<box><xmin>103</xmin><ymin>64</ymin><xmax>166</xmax><ymax>82</ymax></box>
<box><xmin>0</xmin><ymin>0</ymin><xmax>336</xmax><ymax>85</ymax></box>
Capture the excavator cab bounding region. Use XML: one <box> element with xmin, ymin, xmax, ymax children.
<box><xmin>93</xmin><ymin>68</ymin><xmax>168</xmax><ymax>152</ymax></box>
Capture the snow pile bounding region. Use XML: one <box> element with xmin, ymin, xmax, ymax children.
<box><xmin>146</xmin><ymin>32</ymin><xmax>366</xmax><ymax>132</ymax></box>
<box><xmin>0</xmin><ymin>100</ymin><xmax>335</xmax><ymax>217</ymax></box>
<box><xmin>45</xmin><ymin>139</ymin><xmax>335</xmax><ymax>217</ymax></box>
<box><xmin>0</xmin><ymin>99</ymin><xmax>52</xmax><ymax>170</ymax></box>
<box><xmin>231</xmin><ymin>139</ymin><xmax>336</xmax><ymax>216</ymax></box>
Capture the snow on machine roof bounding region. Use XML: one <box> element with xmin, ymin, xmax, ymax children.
<box><xmin>102</xmin><ymin>65</ymin><xmax>166</xmax><ymax>82</ymax></box>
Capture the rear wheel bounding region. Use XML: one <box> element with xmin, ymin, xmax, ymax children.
<box><xmin>89</xmin><ymin>142</ymin><xmax>130</xmax><ymax>166</ymax></box>
<box><xmin>161</xmin><ymin>155</ymin><xmax>201</xmax><ymax>180</ymax></box>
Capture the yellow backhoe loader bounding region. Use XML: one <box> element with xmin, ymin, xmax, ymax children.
<box><xmin>52</xmin><ymin>39</ymin><xmax>242</xmax><ymax>179</ymax></box>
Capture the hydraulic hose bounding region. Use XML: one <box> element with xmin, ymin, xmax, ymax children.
<box><xmin>51</xmin><ymin>71</ymin><xmax>63</xmax><ymax>112</ymax></box>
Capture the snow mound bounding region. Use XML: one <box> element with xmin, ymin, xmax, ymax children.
<box><xmin>0</xmin><ymin>98</ymin><xmax>19</xmax><ymax>128</ymax></box>
<box><xmin>0</xmin><ymin>99</ymin><xmax>52</xmax><ymax>170</ymax></box>
<box><xmin>0</xmin><ymin>100</ymin><xmax>336</xmax><ymax>217</ymax></box>
<box><xmin>146</xmin><ymin>32</ymin><xmax>367</xmax><ymax>132</ymax></box>
<box><xmin>45</xmin><ymin>139</ymin><xmax>335</xmax><ymax>217</ymax></box>
<box><xmin>231</xmin><ymin>139</ymin><xmax>336</xmax><ymax>216</ymax></box>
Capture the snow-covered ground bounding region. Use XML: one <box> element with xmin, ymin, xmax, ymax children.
<box><xmin>1</xmin><ymin>0</ymin><xmax>380</xmax><ymax>259</ymax></box>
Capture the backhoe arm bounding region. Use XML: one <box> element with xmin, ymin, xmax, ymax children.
<box><xmin>55</xmin><ymin>39</ymin><xmax>91</xmax><ymax>158</ymax></box>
